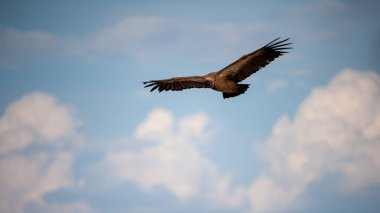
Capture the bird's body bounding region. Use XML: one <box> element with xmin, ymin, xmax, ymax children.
<box><xmin>144</xmin><ymin>38</ymin><xmax>291</xmax><ymax>99</ymax></box>
<box><xmin>204</xmin><ymin>72</ymin><xmax>250</xmax><ymax>98</ymax></box>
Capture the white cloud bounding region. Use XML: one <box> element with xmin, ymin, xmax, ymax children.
<box><xmin>249</xmin><ymin>68</ymin><xmax>380</xmax><ymax>212</ymax></box>
<box><xmin>0</xmin><ymin>152</ymin><xmax>74</xmax><ymax>213</ymax></box>
<box><xmin>248</xmin><ymin>174</ymin><xmax>299</xmax><ymax>213</ymax></box>
<box><xmin>105</xmin><ymin>108</ymin><xmax>244</xmax><ymax>207</ymax></box>
<box><xmin>0</xmin><ymin>92</ymin><xmax>85</xmax><ymax>213</ymax></box>
<box><xmin>134</xmin><ymin>108</ymin><xmax>174</xmax><ymax>142</ymax></box>
<box><xmin>0</xmin><ymin>92</ymin><xmax>79</xmax><ymax>155</ymax></box>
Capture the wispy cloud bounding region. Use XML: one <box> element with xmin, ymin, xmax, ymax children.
<box><xmin>0</xmin><ymin>28</ymin><xmax>83</xmax><ymax>67</ymax></box>
<box><xmin>290</xmin><ymin>68</ymin><xmax>312</xmax><ymax>77</ymax></box>
<box><xmin>0</xmin><ymin>16</ymin><xmax>274</xmax><ymax>68</ymax></box>
<box><xmin>2</xmin><ymin>14</ymin><xmax>346</xmax><ymax>70</ymax></box>
<box><xmin>266</xmin><ymin>79</ymin><xmax>287</xmax><ymax>93</ymax></box>
<box><xmin>294</xmin><ymin>0</ymin><xmax>349</xmax><ymax>15</ymax></box>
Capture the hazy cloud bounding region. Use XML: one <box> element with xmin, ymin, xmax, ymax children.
<box><xmin>295</xmin><ymin>0</ymin><xmax>349</xmax><ymax>15</ymax></box>
<box><xmin>91</xmin><ymin>16</ymin><xmax>269</xmax><ymax>59</ymax></box>
<box><xmin>1</xmin><ymin>14</ymin><xmax>343</xmax><ymax>69</ymax></box>
<box><xmin>266</xmin><ymin>79</ymin><xmax>287</xmax><ymax>93</ymax></box>
<box><xmin>0</xmin><ymin>16</ymin><xmax>271</xmax><ymax>68</ymax></box>
<box><xmin>29</xmin><ymin>201</ymin><xmax>94</xmax><ymax>213</ymax></box>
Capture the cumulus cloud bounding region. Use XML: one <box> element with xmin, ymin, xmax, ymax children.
<box><xmin>0</xmin><ymin>92</ymin><xmax>79</xmax><ymax>155</ymax></box>
<box><xmin>249</xmin><ymin>68</ymin><xmax>380</xmax><ymax>212</ymax></box>
<box><xmin>0</xmin><ymin>92</ymin><xmax>87</xmax><ymax>213</ymax></box>
<box><xmin>0</xmin><ymin>153</ymin><xmax>74</xmax><ymax>213</ymax></box>
<box><xmin>105</xmin><ymin>108</ymin><xmax>244</xmax><ymax>207</ymax></box>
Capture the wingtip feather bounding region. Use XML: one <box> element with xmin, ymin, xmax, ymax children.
<box><xmin>265</xmin><ymin>37</ymin><xmax>281</xmax><ymax>46</ymax></box>
<box><xmin>150</xmin><ymin>85</ymin><xmax>159</xmax><ymax>92</ymax></box>
<box><xmin>268</xmin><ymin>38</ymin><xmax>290</xmax><ymax>48</ymax></box>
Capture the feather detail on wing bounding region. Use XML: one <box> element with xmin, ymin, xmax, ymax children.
<box><xmin>217</xmin><ymin>37</ymin><xmax>292</xmax><ymax>83</ymax></box>
<box><xmin>143</xmin><ymin>76</ymin><xmax>211</xmax><ymax>92</ymax></box>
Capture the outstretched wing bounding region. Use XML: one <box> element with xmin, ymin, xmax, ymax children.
<box><xmin>143</xmin><ymin>76</ymin><xmax>211</xmax><ymax>92</ymax></box>
<box><xmin>217</xmin><ymin>38</ymin><xmax>291</xmax><ymax>83</ymax></box>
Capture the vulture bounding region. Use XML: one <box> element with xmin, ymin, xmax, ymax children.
<box><xmin>143</xmin><ymin>37</ymin><xmax>291</xmax><ymax>99</ymax></box>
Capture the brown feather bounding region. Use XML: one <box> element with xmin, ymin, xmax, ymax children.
<box><xmin>143</xmin><ymin>76</ymin><xmax>211</xmax><ymax>92</ymax></box>
<box><xmin>217</xmin><ymin>38</ymin><xmax>291</xmax><ymax>83</ymax></box>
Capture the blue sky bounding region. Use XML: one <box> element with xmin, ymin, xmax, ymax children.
<box><xmin>1</xmin><ymin>0</ymin><xmax>380</xmax><ymax>212</ymax></box>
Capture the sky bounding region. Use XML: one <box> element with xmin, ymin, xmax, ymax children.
<box><xmin>1</xmin><ymin>0</ymin><xmax>380</xmax><ymax>212</ymax></box>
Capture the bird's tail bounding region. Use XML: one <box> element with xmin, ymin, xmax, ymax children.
<box><xmin>223</xmin><ymin>84</ymin><xmax>250</xmax><ymax>99</ymax></box>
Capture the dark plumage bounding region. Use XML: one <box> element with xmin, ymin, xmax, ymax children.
<box><xmin>143</xmin><ymin>37</ymin><xmax>291</xmax><ymax>99</ymax></box>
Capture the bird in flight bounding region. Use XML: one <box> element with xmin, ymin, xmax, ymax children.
<box><xmin>143</xmin><ymin>37</ymin><xmax>291</xmax><ymax>99</ymax></box>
